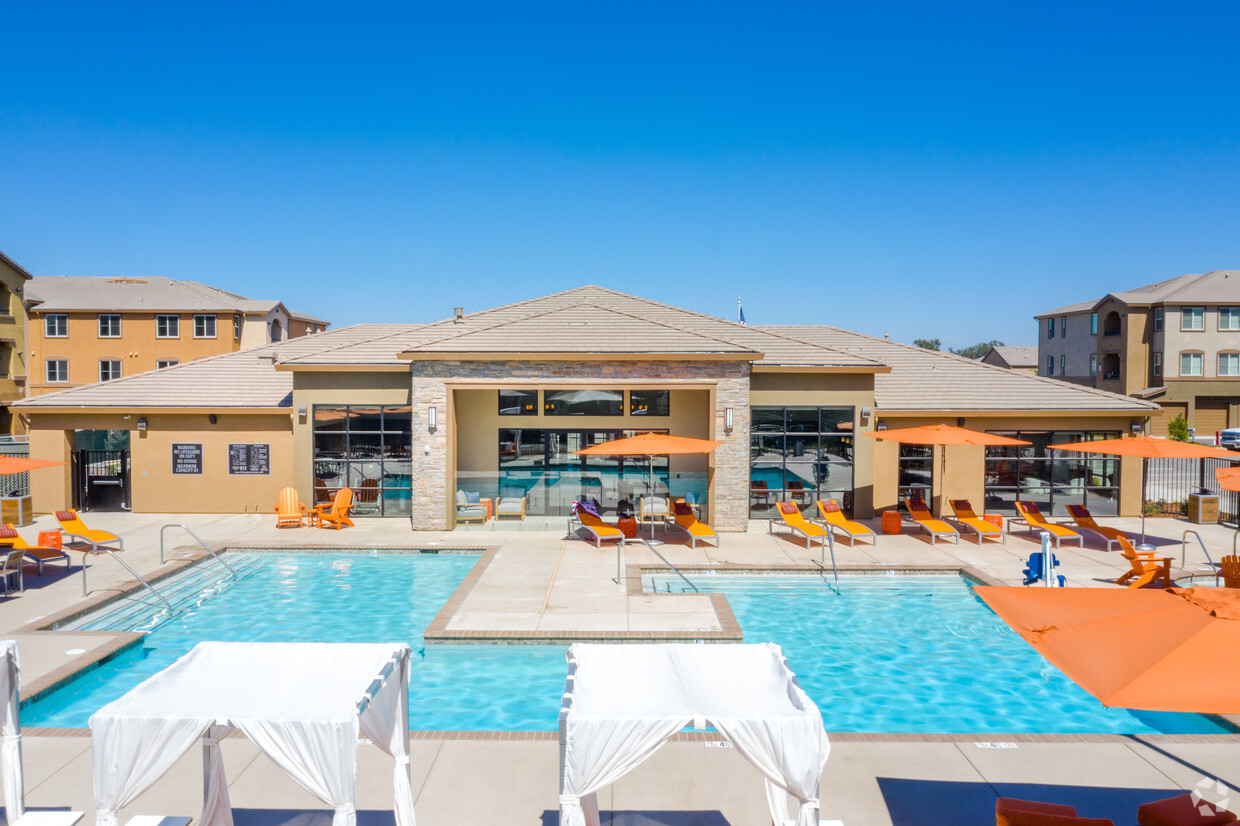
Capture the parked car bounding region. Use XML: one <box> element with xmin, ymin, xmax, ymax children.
<box><xmin>1220</xmin><ymin>428</ymin><xmax>1240</xmax><ymax>449</ymax></box>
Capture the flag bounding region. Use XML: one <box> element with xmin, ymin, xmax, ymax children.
<box><xmin>738</xmin><ymin>304</ymin><xmax>746</xmax><ymax>325</ymax></box>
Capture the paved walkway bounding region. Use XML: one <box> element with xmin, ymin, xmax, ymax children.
<box><xmin>0</xmin><ymin>510</ymin><xmax>1234</xmax><ymax>825</ymax></box>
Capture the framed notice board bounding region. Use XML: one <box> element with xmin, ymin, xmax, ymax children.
<box><xmin>172</xmin><ymin>443</ymin><xmax>203</xmax><ymax>475</ymax></box>
<box><xmin>228</xmin><ymin>443</ymin><xmax>271</xmax><ymax>475</ymax></box>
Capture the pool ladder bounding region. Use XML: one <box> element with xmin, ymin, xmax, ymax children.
<box><xmin>625</xmin><ymin>538</ymin><xmax>698</xmax><ymax>593</ymax></box>
<box><xmin>1181</xmin><ymin>530</ymin><xmax>1218</xmax><ymax>583</ymax></box>
<box><xmin>160</xmin><ymin>523</ymin><xmax>236</xmax><ymax>581</ymax></box>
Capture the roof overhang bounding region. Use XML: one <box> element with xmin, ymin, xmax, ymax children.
<box><xmin>274</xmin><ymin>363</ymin><xmax>410</xmax><ymax>372</ymax></box>
<box><xmin>16</xmin><ymin>406</ymin><xmax>293</xmax><ymax>415</ymax></box>
<box><xmin>876</xmin><ymin>408</ymin><xmax>1159</xmax><ymax>417</ymax></box>
<box><xmin>751</xmin><ymin>364</ymin><xmax>890</xmax><ymax>374</ymax></box>
<box><xmin>397</xmin><ymin>351</ymin><xmax>763</xmax><ymax>362</ymax></box>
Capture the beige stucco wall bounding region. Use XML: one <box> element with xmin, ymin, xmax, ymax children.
<box><xmin>27</xmin><ymin>411</ymin><xmax>294</xmax><ymax>514</ymax></box>
<box><xmin>870</xmin><ymin>414</ymin><xmax>1146</xmax><ymax>517</ymax></box>
<box><xmin>749</xmin><ymin>371</ymin><xmax>878</xmax><ymax>518</ymax></box>
<box><xmin>0</xmin><ymin>259</ymin><xmax>29</xmax><ymax>433</ymax></box>
<box><xmin>291</xmin><ymin>371</ymin><xmax>412</xmax><ymax>506</ymax></box>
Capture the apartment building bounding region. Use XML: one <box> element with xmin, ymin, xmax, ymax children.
<box><xmin>1036</xmin><ymin>270</ymin><xmax>1240</xmax><ymax>435</ymax></box>
<box><xmin>979</xmin><ymin>345</ymin><xmax>1038</xmax><ymax>374</ymax></box>
<box><xmin>0</xmin><ymin>252</ymin><xmax>32</xmax><ymax>434</ymax></box>
<box><xmin>26</xmin><ymin>276</ymin><xmax>329</xmax><ymax>396</ymax></box>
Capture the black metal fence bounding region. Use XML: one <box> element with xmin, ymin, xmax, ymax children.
<box><xmin>1145</xmin><ymin>457</ymin><xmax>1240</xmax><ymax>524</ymax></box>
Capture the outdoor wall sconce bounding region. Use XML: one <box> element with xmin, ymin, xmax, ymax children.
<box><xmin>957</xmin><ymin>417</ymin><xmax>966</xmax><ymax>427</ymax></box>
<box><xmin>297</xmin><ymin>404</ymin><xmax>307</xmax><ymax>418</ymax></box>
<box><xmin>861</xmin><ymin>406</ymin><xmax>872</xmax><ymax>419</ymax></box>
<box><xmin>1131</xmin><ymin>420</ymin><xmax>1142</xmax><ymax>434</ymax></box>
<box><xmin>208</xmin><ymin>414</ymin><xmax>217</xmax><ymax>425</ymax></box>
<box><xmin>724</xmin><ymin>407</ymin><xmax>734</xmax><ymax>433</ymax></box>
<box><xmin>428</xmin><ymin>406</ymin><xmax>437</xmax><ymax>431</ymax></box>
<box><xmin>876</xmin><ymin>421</ymin><xmax>887</xmax><ymax>431</ymax></box>
<box><xmin>136</xmin><ymin>417</ymin><xmax>147</xmax><ymax>431</ymax></box>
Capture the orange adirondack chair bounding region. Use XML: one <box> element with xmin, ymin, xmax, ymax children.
<box><xmin>1219</xmin><ymin>555</ymin><xmax>1240</xmax><ymax>588</ymax></box>
<box><xmin>274</xmin><ymin>486</ymin><xmax>306</xmax><ymax>528</ymax></box>
<box><xmin>313</xmin><ymin>488</ymin><xmax>355</xmax><ymax>530</ymax></box>
<box><xmin>1115</xmin><ymin>536</ymin><xmax>1172</xmax><ymax>589</ymax></box>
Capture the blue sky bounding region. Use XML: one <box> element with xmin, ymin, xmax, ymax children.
<box><xmin>3</xmin><ymin>2</ymin><xmax>1238</xmax><ymax>349</ymax></box>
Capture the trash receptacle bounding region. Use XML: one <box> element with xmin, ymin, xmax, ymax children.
<box><xmin>1188</xmin><ymin>492</ymin><xmax>1219</xmax><ymax>524</ymax></box>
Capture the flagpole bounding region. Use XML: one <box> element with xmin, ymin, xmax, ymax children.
<box><xmin>737</xmin><ymin>297</ymin><xmax>741</xmax><ymax>323</ymax></box>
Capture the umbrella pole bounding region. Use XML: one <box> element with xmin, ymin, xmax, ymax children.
<box><xmin>649</xmin><ymin>454</ymin><xmax>656</xmax><ymax>539</ymax></box>
<box><xmin>1141</xmin><ymin>458</ymin><xmax>1148</xmax><ymax>546</ymax></box>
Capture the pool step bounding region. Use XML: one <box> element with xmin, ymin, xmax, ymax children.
<box><xmin>69</xmin><ymin>553</ymin><xmax>269</xmax><ymax>632</ymax></box>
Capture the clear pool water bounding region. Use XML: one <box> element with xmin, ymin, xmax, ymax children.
<box><xmin>647</xmin><ymin>572</ymin><xmax>1232</xmax><ymax>735</ymax></box>
<box><xmin>21</xmin><ymin>555</ymin><xmax>1234</xmax><ymax>734</ymax></box>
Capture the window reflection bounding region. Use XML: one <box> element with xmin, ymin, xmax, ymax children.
<box><xmin>544</xmin><ymin>389</ymin><xmax>624</xmax><ymax>416</ymax></box>
<box><xmin>312</xmin><ymin>404</ymin><xmax>412</xmax><ymax>517</ymax></box>
<box><xmin>499</xmin><ymin>389</ymin><xmax>538</xmax><ymax>416</ymax></box>
<box><xmin>750</xmin><ymin>406</ymin><xmax>856</xmax><ymax>517</ymax></box>
<box><xmin>983</xmin><ymin>430</ymin><xmax>1121</xmax><ymax>516</ymax></box>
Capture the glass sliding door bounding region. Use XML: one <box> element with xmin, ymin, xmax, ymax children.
<box><xmin>750</xmin><ymin>406</ymin><xmax>856</xmax><ymax>517</ymax></box>
<box><xmin>312</xmin><ymin>405</ymin><xmax>412</xmax><ymax>516</ymax></box>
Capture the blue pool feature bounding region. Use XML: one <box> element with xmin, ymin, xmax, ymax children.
<box><xmin>25</xmin><ymin>553</ymin><xmax>569</xmax><ymax>731</ymax></box>
<box><xmin>646</xmin><ymin>572</ymin><xmax>1231</xmax><ymax>735</ymax></box>
<box><xmin>23</xmin><ymin>557</ymin><xmax>1234</xmax><ymax>734</ymax></box>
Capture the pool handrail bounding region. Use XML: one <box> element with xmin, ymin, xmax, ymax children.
<box><xmin>1181</xmin><ymin>529</ymin><xmax>1217</xmax><ymax>581</ymax></box>
<box><xmin>77</xmin><ymin>543</ymin><xmax>173</xmax><ymax>612</ymax></box>
<box><xmin>160</xmin><ymin>523</ymin><xmax>236</xmax><ymax>580</ymax></box>
<box><xmin>630</xmin><ymin>537</ymin><xmax>697</xmax><ymax>592</ymax></box>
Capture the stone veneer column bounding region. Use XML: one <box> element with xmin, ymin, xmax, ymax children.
<box><xmin>408</xmin><ymin>359</ymin><xmax>753</xmax><ymax>532</ymax></box>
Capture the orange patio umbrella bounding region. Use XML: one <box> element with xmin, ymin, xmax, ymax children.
<box><xmin>975</xmin><ymin>585</ymin><xmax>1240</xmax><ymax>714</ymax></box>
<box><xmin>863</xmin><ymin>425</ymin><xmax>1030</xmax><ymax>515</ymax></box>
<box><xmin>1051</xmin><ymin>435</ymin><xmax>1240</xmax><ymax>545</ymax></box>
<box><xmin>575</xmin><ymin>433</ymin><xmax>721</xmax><ymax>537</ymax></box>
<box><xmin>1214</xmin><ymin>466</ymin><xmax>1240</xmax><ymax>492</ymax></box>
<box><xmin>0</xmin><ymin>457</ymin><xmax>67</xmax><ymax>476</ymax></box>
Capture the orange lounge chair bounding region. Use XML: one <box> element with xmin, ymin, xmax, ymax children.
<box><xmin>0</xmin><ymin>524</ymin><xmax>70</xmax><ymax>575</ymax></box>
<box><xmin>668</xmin><ymin>500</ymin><xmax>718</xmax><ymax>549</ymax></box>
<box><xmin>769</xmin><ymin>502</ymin><xmax>828</xmax><ymax>549</ymax></box>
<box><xmin>948</xmin><ymin>500</ymin><xmax>1004</xmax><ymax>545</ymax></box>
<box><xmin>1064</xmin><ymin>504</ymin><xmax>1130</xmax><ymax>552</ymax></box>
<box><xmin>750</xmin><ymin>480</ymin><xmax>772</xmax><ymax>507</ymax></box>
<box><xmin>1013</xmin><ymin>502</ymin><xmax>1082</xmax><ymax>549</ymax></box>
<box><xmin>903</xmin><ymin>497</ymin><xmax>959</xmax><ymax>545</ymax></box>
<box><xmin>814</xmin><ymin>500</ymin><xmax>876</xmax><ymax>547</ymax></box>
<box><xmin>995</xmin><ymin>797</ymin><xmax>1114</xmax><ymax>826</ymax></box>
<box><xmin>313</xmin><ymin>488</ymin><xmax>355</xmax><ymax>530</ymax></box>
<box><xmin>54</xmin><ymin>510</ymin><xmax>123</xmax><ymax>552</ymax></box>
<box><xmin>274</xmin><ymin>486</ymin><xmax>306</xmax><ymax>529</ymax></box>
<box><xmin>1115</xmin><ymin>536</ymin><xmax>1172</xmax><ymax>589</ymax></box>
<box><xmin>573</xmin><ymin>509</ymin><xmax>624</xmax><ymax>548</ymax></box>
<box><xmin>1222</xmin><ymin>555</ymin><xmax>1240</xmax><ymax>588</ymax></box>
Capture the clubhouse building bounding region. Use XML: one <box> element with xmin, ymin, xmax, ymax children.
<box><xmin>14</xmin><ymin>287</ymin><xmax>1159</xmax><ymax>530</ymax></box>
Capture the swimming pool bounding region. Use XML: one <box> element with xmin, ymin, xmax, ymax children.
<box><xmin>22</xmin><ymin>554</ymin><xmax>1234</xmax><ymax>734</ymax></box>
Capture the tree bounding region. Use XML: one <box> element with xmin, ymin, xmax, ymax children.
<box><xmin>912</xmin><ymin>338</ymin><xmax>941</xmax><ymax>351</ymax></box>
<box><xmin>952</xmin><ymin>339</ymin><xmax>1005</xmax><ymax>360</ymax></box>
<box><xmin>1167</xmin><ymin>413</ymin><xmax>1192</xmax><ymax>442</ymax></box>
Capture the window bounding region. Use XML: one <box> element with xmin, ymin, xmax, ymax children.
<box><xmin>1219</xmin><ymin>353</ymin><xmax>1240</xmax><ymax>377</ymax></box>
<box><xmin>98</xmin><ymin>360</ymin><xmax>121</xmax><ymax>381</ymax></box>
<box><xmin>629</xmin><ymin>390</ymin><xmax>670</xmax><ymax>416</ymax></box>
<box><xmin>1221</xmin><ymin>308</ymin><xmax>1240</xmax><ymax>331</ymax></box>
<box><xmin>1060</xmin><ymin>355</ymin><xmax>1065</xmax><ymax>376</ymax></box>
<box><xmin>984</xmin><ymin>430</ymin><xmax>1121</xmax><ymax>516</ymax></box>
<box><xmin>544</xmin><ymin>389</ymin><xmax>623</xmax><ymax>416</ymax></box>
<box><xmin>1046</xmin><ymin>356</ymin><xmax>1054</xmax><ymax>376</ymax></box>
<box><xmin>270</xmin><ymin>319</ymin><xmax>283</xmax><ymax>342</ymax></box>
<box><xmin>45</xmin><ymin>314</ymin><xmax>68</xmax><ymax>338</ymax></box>
<box><xmin>1103</xmin><ymin>311</ymin><xmax>1121</xmax><ymax>336</ymax></box>
<box><xmin>1060</xmin><ymin>316</ymin><xmax>1066</xmax><ymax>337</ymax></box>
<box><xmin>1180</xmin><ymin>352</ymin><xmax>1204</xmax><ymax>376</ymax></box>
<box><xmin>313</xmin><ymin>405</ymin><xmax>413</xmax><ymax>517</ymax></box>
<box><xmin>750</xmin><ymin>406</ymin><xmax>855</xmax><ymax>518</ymax></box>
<box><xmin>1089</xmin><ymin>354</ymin><xmax>1097</xmax><ymax>376</ymax></box>
<box><xmin>157</xmin><ymin>359</ymin><xmax>179</xmax><ymax>369</ymax></box>
<box><xmin>1153</xmin><ymin>308</ymin><xmax>1163</xmax><ymax>332</ymax></box>
<box><xmin>1182</xmin><ymin>307</ymin><xmax>1205</xmax><ymax>331</ymax></box>
<box><xmin>98</xmin><ymin>314</ymin><xmax>121</xmax><ymax>337</ymax></box>
<box><xmin>1047</xmin><ymin>318</ymin><xmax>1055</xmax><ymax>339</ymax></box>
<box><xmin>193</xmin><ymin>314</ymin><xmax>217</xmax><ymax>338</ymax></box>
<box><xmin>1153</xmin><ymin>353</ymin><xmax>1162</xmax><ymax>377</ymax></box>
<box><xmin>45</xmin><ymin>359</ymin><xmax>68</xmax><ymax>383</ymax></box>
<box><xmin>498</xmin><ymin>389</ymin><xmax>538</xmax><ymax>415</ymax></box>
<box><xmin>1090</xmin><ymin>313</ymin><xmax>1098</xmax><ymax>335</ymax></box>
<box><xmin>156</xmin><ymin>314</ymin><xmax>179</xmax><ymax>338</ymax></box>
<box><xmin>233</xmin><ymin>315</ymin><xmax>242</xmax><ymax>339</ymax></box>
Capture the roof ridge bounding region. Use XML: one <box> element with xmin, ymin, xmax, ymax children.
<box><xmin>278</xmin><ymin>323</ymin><xmax>430</xmax><ymax>363</ymax></box>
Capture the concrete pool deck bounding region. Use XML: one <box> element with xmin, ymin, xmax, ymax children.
<box><xmin>0</xmin><ymin>510</ymin><xmax>1235</xmax><ymax>824</ymax></box>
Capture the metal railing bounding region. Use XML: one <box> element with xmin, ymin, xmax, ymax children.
<box><xmin>818</xmin><ymin>528</ymin><xmax>840</xmax><ymax>588</ymax></box>
<box><xmin>1146</xmin><ymin>457</ymin><xmax>1239</xmax><ymax>523</ymax></box>
<box><xmin>81</xmin><ymin>546</ymin><xmax>172</xmax><ymax>612</ymax></box>
<box><xmin>160</xmin><ymin>524</ymin><xmax>236</xmax><ymax>579</ymax></box>
<box><xmin>1180</xmin><ymin>529</ymin><xmax>1216</xmax><ymax>575</ymax></box>
<box><xmin>629</xmin><ymin>538</ymin><xmax>698</xmax><ymax>592</ymax></box>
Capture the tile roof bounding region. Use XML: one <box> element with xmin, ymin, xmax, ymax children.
<box><xmin>986</xmin><ymin>345</ymin><xmax>1038</xmax><ymax>367</ymax></box>
<box><xmin>26</xmin><ymin>276</ymin><xmax>329</xmax><ymax>324</ymax></box>
<box><xmin>12</xmin><ymin>324</ymin><xmax>406</xmax><ymax>409</ymax></box>
<box><xmin>281</xmin><ymin>286</ymin><xmax>883</xmax><ymax>368</ymax></box>
<box><xmin>1108</xmin><ymin>269</ymin><xmax>1240</xmax><ymax>305</ymax></box>
<box><xmin>1033</xmin><ymin>299</ymin><xmax>1096</xmax><ymax>318</ymax></box>
<box><xmin>766</xmin><ymin>325</ymin><xmax>1158</xmax><ymax>412</ymax></box>
<box><xmin>14</xmin><ymin>288</ymin><xmax>1156</xmax><ymax>414</ymax></box>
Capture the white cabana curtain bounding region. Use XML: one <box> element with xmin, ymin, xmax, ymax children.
<box><xmin>90</xmin><ymin>642</ymin><xmax>414</xmax><ymax>826</ymax></box>
<box><xmin>0</xmin><ymin>641</ymin><xmax>23</xmax><ymax>823</ymax></box>
<box><xmin>559</xmin><ymin>644</ymin><xmax>831</xmax><ymax>826</ymax></box>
